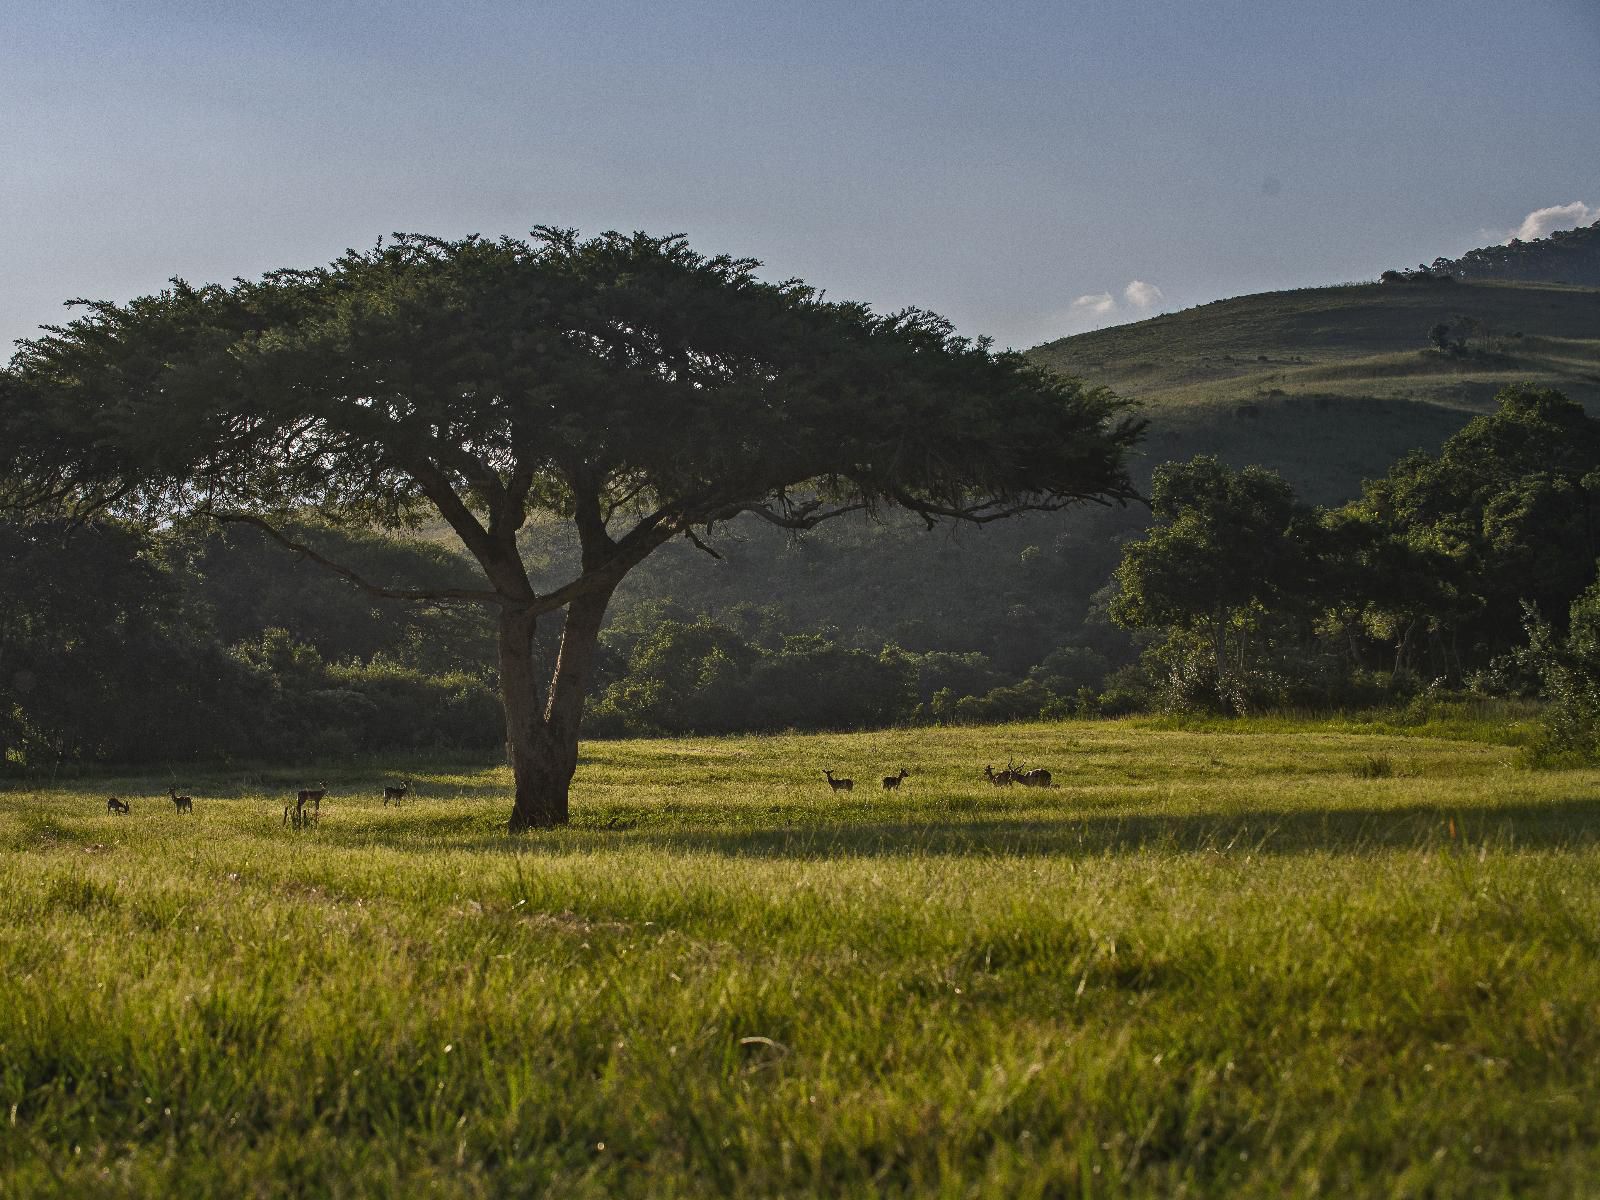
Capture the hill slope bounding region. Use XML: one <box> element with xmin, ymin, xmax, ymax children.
<box><xmin>1029</xmin><ymin>279</ymin><xmax>1600</xmax><ymax>502</ymax></box>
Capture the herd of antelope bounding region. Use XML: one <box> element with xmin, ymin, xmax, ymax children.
<box><xmin>100</xmin><ymin>779</ymin><xmax>413</xmax><ymax>825</ymax></box>
<box><xmin>983</xmin><ymin>758</ymin><xmax>1053</xmax><ymax>788</ymax></box>
<box><xmin>104</xmin><ymin>761</ymin><xmax>1056</xmax><ymax>815</ymax></box>
<box><xmin>822</xmin><ymin>759</ymin><xmax>1055</xmax><ymax>794</ymax></box>
<box><xmin>822</xmin><ymin>768</ymin><xmax>911</xmax><ymax>793</ymax></box>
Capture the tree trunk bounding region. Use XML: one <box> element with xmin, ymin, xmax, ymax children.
<box><xmin>502</xmin><ymin>586</ymin><xmax>616</xmax><ymax>832</ymax></box>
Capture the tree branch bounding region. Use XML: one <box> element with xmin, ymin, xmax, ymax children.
<box><xmin>744</xmin><ymin>499</ymin><xmax>869</xmax><ymax>529</ymax></box>
<box><xmin>201</xmin><ymin>510</ymin><xmax>503</xmax><ymax>606</ymax></box>
<box><xmin>683</xmin><ymin>527</ymin><xmax>723</xmax><ymax>559</ymax></box>
<box><xmin>885</xmin><ymin>489</ymin><xmax>1123</xmax><ymax>530</ymax></box>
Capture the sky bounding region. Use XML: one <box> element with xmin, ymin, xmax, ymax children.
<box><xmin>3</xmin><ymin>0</ymin><xmax>1597</xmax><ymax>355</ymax></box>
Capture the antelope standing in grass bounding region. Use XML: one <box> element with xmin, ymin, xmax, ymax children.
<box><xmin>881</xmin><ymin>768</ymin><xmax>909</xmax><ymax>791</ymax></box>
<box><xmin>106</xmin><ymin>796</ymin><xmax>130</xmax><ymax>814</ymax></box>
<box><xmin>284</xmin><ymin>792</ymin><xmax>317</xmax><ymax>829</ymax></box>
<box><xmin>983</xmin><ymin>764</ymin><xmax>1015</xmax><ymax>787</ymax></box>
<box><xmin>1016</xmin><ymin>766</ymin><xmax>1053</xmax><ymax>788</ymax></box>
<box><xmin>823</xmin><ymin>769</ymin><xmax>854</xmax><ymax>793</ymax></box>
<box><xmin>383</xmin><ymin>780</ymin><xmax>410</xmax><ymax>806</ymax></box>
<box><xmin>169</xmin><ymin>786</ymin><xmax>194</xmax><ymax>814</ymax></box>
<box><xmin>298</xmin><ymin>782</ymin><xmax>327</xmax><ymax>809</ymax></box>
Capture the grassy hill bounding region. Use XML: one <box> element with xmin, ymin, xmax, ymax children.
<box><xmin>1029</xmin><ymin>279</ymin><xmax>1600</xmax><ymax>502</ymax></box>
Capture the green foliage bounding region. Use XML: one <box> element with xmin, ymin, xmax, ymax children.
<box><xmin>3</xmin><ymin>229</ymin><xmax>1141</xmax><ymax>554</ymax></box>
<box><xmin>1346</xmin><ymin>384</ymin><xmax>1600</xmax><ymax>667</ymax></box>
<box><xmin>590</xmin><ymin>619</ymin><xmax>915</xmax><ymax>735</ymax></box>
<box><xmin>1107</xmin><ymin>386</ymin><xmax>1600</xmax><ymax>716</ymax></box>
<box><xmin>1523</xmin><ymin>584</ymin><xmax>1600</xmax><ymax>765</ymax></box>
<box><xmin>1110</xmin><ymin>456</ymin><xmax>1317</xmax><ymax>711</ymax></box>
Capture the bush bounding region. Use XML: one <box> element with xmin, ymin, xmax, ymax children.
<box><xmin>1521</xmin><ymin>591</ymin><xmax>1600</xmax><ymax>765</ymax></box>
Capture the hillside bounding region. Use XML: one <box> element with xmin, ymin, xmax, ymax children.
<box><xmin>1029</xmin><ymin>279</ymin><xmax>1600</xmax><ymax>502</ymax></box>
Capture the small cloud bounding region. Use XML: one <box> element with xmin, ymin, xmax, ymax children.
<box><xmin>1123</xmin><ymin>280</ymin><xmax>1164</xmax><ymax>309</ymax></box>
<box><xmin>1046</xmin><ymin>280</ymin><xmax>1168</xmax><ymax>337</ymax></box>
<box><xmin>1069</xmin><ymin>291</ymin><xmax>1117</xmax><ymax>317</ymax></box>
<box><xmin>1508</xmin><ymin>201</ymin><xmax>1599</xmax><ymax>243</ymax></box>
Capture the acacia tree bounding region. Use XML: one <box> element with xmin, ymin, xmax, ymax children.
<box><xmin>2</xmin><ymin>230</ymin><xmax>1141</xmax><ymax>828</ymax></box>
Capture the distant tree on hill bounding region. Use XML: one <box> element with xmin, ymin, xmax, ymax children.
<box><xmin>0</xmin><ymin>229</ymin><xmax>1141</xmax><ymax>827</ymax></box>
<box><xmin>1390</xmin><ymin>221</ymin><xmax>1600</xmax><ymax>286</ymax></box>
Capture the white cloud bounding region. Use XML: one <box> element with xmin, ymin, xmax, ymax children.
<box><xmin>1123</xmin><ymin>280</ymin><xmax>1164</xmax><ymax>309</ymax></box>
<box><xmin>1013</xmin><ymin>280</ymin><xmax>1170</xmax><ymax>345</ymax></box>
<box><xmin>1069</xmin><ymin>291</ymin><xmax>1117</xmax><ymax>317</ymax></box>
<box><xmin>1508</xmin><ymin>201</ymin><xmax>1599</xmax><ymax>243</ymax></box>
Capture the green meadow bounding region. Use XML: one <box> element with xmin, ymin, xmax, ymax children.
<box><xmin>5</xmin><ymin>713</ymin><xmax>1600</xmax><ymax>1197</ymax></box>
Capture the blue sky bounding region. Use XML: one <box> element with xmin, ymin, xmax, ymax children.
<box><xmin>3</xmin><ymin>0</ymin><xmax>1597</xmax><ymax>354</ymax></box>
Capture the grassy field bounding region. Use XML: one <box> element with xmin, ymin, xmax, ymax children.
<box><xmin>5</xmin><ymin>714</ymin><xmax>1600</xmax><ymax>1197</ymax></box>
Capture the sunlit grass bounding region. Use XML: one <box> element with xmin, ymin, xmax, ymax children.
<box><xmin>4</xmin><ymin>717</ymin><xmax>1600</xmax><ymax>1196</ymax></box>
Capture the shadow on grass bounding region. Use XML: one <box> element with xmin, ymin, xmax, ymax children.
<box><xmin>311</xmin><ymin>795</ymin><xmax>1600</xmax><ymax>861</ymax></box>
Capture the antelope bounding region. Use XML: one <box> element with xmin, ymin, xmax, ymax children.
<box><xmin>823</xmin><ymin>770</ymin><xmax>854</xmax><ymax>793</ymax></box>
<box><xmin>284</xmin><ymin>793</ymin><xmax>317</xmax><ymax>829</ymax></box>
<box><xmin>882</xmin><ymin>768</ymin><xmax>909</xmax><ymax>791</ymax></box>
<box><xmin>1016</xmin><ymin>766</ymin><xmax>1053</xmax><ymax>788</ymax></box>
<box><xmin>383</xmin><ymin>780</ymin><xmax>410</xmax><ymax>806</ymax></box>
<box><xmin>298</xmin><ymin>782</ymin><xmax>327</xmax><ymax>809</ymax></box>
<box><xmin>169</xmin><ymin>786</ymin><xmax>194</xmax><ymax>814</ymax></box>
<box><xmin>106</xmin><ymin>796</ymin><xmax>130</xmax><ymax>814</ymax></box>
<box><xmin>983</xmin><ymin>765</ymin><xmax>1014</xmax><ymax>787</ymax></box>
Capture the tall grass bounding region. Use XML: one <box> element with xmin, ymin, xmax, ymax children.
<box><xmin>4</xmin><ymin>718</ymin><xmax>1599</xmax><ymax>1196</ymax></box>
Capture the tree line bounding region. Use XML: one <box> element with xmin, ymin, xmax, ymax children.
<box><xmin>1382</xmin><ymin>220</ymin><xmax>1600</xmax><ymax>286</ymax></box>
<box><xmin>1107</xmin><ymin>384</ymin><xmax>1600</xmax><ymax>758</ymax></box>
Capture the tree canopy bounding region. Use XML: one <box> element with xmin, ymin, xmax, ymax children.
<box><xmin>2</xmin><ymin>229</ymin><xmax>1143</xmax><ymax>826</ymax></box>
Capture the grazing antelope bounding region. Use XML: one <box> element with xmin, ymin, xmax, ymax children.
<box><xmin>106</xmin><ymin>796</ymin><xmax>130</xmax><ymax>814</ymax></box>
<box><xmin>383</xmin><ymin>780</ymin><xmax>410</xmax><ymax>806</ymax></box>
<box><xmin>882</xmin><ymin>768</ymin><xmax>909</xmax><ymax>791</ymax></box>
<box><xmin>983</xmin><ymin>764</ymin><xmax>1014</xmax><ymax>787</ymax></box>
<box><xmin>1016</xmin><ymin>766</ymin><xmax>1053</xmax><ymax>788</ymax></box>
<box><xmin>169</xmin><ymin>786</ymin><xmax>194</xmax><ymax>814</ymax></box>
<box><xmin>823</xmin><ymin>769</ymin><xmax>854</xmax><ymax>793</ymax></box>
<box><xmin>284</xmin><ymin>792</ymin><xmax>317</xmax><ymax>829</ymax></box>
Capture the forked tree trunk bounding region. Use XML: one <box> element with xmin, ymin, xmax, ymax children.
<box><xmin>501</xmin><ymin>587</ymin><xmax>616</xmax><ymax>831</ymax></box>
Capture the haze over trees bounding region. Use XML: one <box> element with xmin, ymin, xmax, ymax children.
<box><xmin>0</xmin><ymin>229</ymin><xmax>1142</xmax><ymax>827</ymax></box>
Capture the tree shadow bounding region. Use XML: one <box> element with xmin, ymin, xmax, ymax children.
<box><xmin>312</xmin><ymin>795</ymin><xmax>1600</xmax><ymax>860</ymax></box>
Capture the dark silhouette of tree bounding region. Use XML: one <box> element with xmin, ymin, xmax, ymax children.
<box><xmin>1</xmin><ymin>229</ymin><xmax>1141</xmax><ymax>827</ymax></box>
